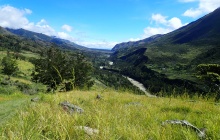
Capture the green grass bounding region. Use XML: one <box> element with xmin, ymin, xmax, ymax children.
<box><xmin>0</xmin><ymin>90</ymin><xmax>219</xmax><ymax>140</ymax></box>
<box><xmin>16</xmin><ymin>59</ymin><xmax>34</xmax><ymax>80</ymax></box>
<box><xmin>0</xmin><ymin>93</ymin><xmax>28</xmax><ymax>125</ymax></box>
<box><xmin>0</xmin><ymin>51</ymin><xmax>7</xmax><ymax>58</ymax></box>
<box><xmin>20</xmin><ymin>51</ymin><xmax>40</xmax><ymax>59</ymax></box>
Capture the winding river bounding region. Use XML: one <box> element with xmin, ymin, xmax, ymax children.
<box><xmin>101</xmin><ymin>66</ymin><xmax>156</xmax><ymax>97</ymax></box>
<box><xmin>123</xmin><ymin>76</ymin><xmax>156</xmax><ymax>97</ymax></box>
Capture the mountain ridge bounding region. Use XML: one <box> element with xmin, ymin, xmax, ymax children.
<box><xmin>112</xmin><ymin>34</ymin><xmax>162</xmax><ymax>52</ymax></box>
<box><xmin>112</xmin><ymin>7</ymin><xmax>220</xmax><ymax>53</ymax></box>
<box><xmin>5</xmin><ymin>28</ymin><xmax>88</xmax><ymax>51</ymax></box>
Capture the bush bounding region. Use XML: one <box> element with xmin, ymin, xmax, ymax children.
<box><xmin>1</xmin><ymin>55</ymin><xmax>19</xmax><ymax>77</ymax></box>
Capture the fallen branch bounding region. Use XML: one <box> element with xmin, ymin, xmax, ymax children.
<box><xmin>162</xmin><ymin>120</ymin><xmax>206</xmax><ymax>139</ymax></box>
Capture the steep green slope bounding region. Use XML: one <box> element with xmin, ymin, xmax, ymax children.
<box><xmin>110</xmin><ymin>7</ymin><xmax>220</xmax><ymax>95</ymax></box>
<box><xmin>0</xmin><ymin>27</ymin><xmax>13</xmax><ymax>35</ymax></box>
<box><xmin>169</xmin><ymin>7</ymin><xmax>220</xmax><ymax>45</ymax></box>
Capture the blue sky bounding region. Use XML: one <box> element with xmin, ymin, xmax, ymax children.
<box><xmin>0</xmin><ymin>0</ymin><xmax>219</xmax><ymax>49</ymax></box>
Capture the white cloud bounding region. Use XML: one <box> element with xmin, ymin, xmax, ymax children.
<box><xmin>0</xmin><ymin>5</ymin><xmax>31</xmax><ymax>29</ymax></box>
<box><xmin>182</xmin><ymin>0</ymin><xmax>220</xmax><ymax>18</ymax></box>
<box><xmin>80</xmin><ymin>41</ymin><xmax>117</xmax><ymax>49</ymax></box>
<box><xmin>61</xmin><ymin>24</ymin><xmax>72</xmax><ymax>32</ymax></box>
<box><xmin>168</xmin><ymin>17</ymin><xmax>183</xmax><ymax>29</ymax></box>
<box><xmin>0</xmin><ymin>5</ymin><xmax>57</xmax><ymax>36</ymax></box>
<box><xmin>56</xmin><ymin>32</ymin><xmax>80</xmax><ymax>43</ymax></box>
<box><xmin>24</xmin><ymin>8</ymin><xmax>32</xmax><ymax>14</ymax></box>
<box><xmin>143</xmin><ymin>27</ymin><xmax>171</xmax><ymax>38</ymax></box>
<box><xmin>183</xmin><ymin>8</ymin><xmax>203</xmax><ymax>18</ymax></box>
<box><xmin>129</xmin><ymin>38</ymin><xmax>141</xmax><ymax>42</ymax></box>
<box><xmin>37</xmin><ymin>19</ymin><xmax>47</xmax><ymax>25</ymax></box>
<box><xmin>143</xmin><ymin>14</ymin><xmax>184</xmax><ymax>38</ymax></box>
<box><xmin>179</xmin><ymin>0</ymin><xmax>198</xmax><ymax>2</ymax></box>
<box><xmin>151</xmin><ymin>14</ymin><xmax>167</xmax><ymax>24</ymax></box>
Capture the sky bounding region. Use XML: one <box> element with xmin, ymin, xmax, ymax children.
<box><xmin>0</xmin><ymin>0</ymin><xmax>219</xmax><ymax>49</ymax></box>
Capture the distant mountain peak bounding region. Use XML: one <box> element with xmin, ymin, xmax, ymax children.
<box><xmin>4</xmin><ymin>27</ymin><xmax>88</xmax><ymax>50</ymax></box>
<box><xmin>112</xmin><ymin>34</ymin><xmax>163</xmax><ymax>51</ymax></box>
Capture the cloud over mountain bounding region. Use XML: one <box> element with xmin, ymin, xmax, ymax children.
<box><xmin>143</xmin><ymin>14</ymin><xmax>185</xmax><ymax>38</ymax></box>
<box><xmin>0</xmin><ymin>5</ymin><xmax>32</xmax><ymax>29</ymax></box>
<box><xmin>0</xmin><ymin>5</ymin><xmax>58</xmax><ymax>36</ymax></box>
<box><xmin>61</xmin><ymin>24</ymin><xmax>73</xmax><ymax>32</ymax></box>
<box><xmin>0</xmin><ymin>5</ymin><xmax>114</xmax><ymax>49</ymax></box>
<box><xmin>182</xmin><ymin>0</ymin><xmax>220</xmax><ymax>18</ymax></box>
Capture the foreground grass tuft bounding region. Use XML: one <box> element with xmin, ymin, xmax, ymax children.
<box><xmin>1</xmin><ymin>90</ymin><xmax>220</xmax><ymax>139</ymax></box>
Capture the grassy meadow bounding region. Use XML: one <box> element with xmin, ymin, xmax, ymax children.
<box><xmin>0</xmin><ymin>90</ymin><xmax>220</xmax><ymax>140</ymax></box>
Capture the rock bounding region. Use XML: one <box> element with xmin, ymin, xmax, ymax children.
<box><xmin>162</xmin><ymin>120</ymin><xmax>206</xmax><ymax>139</ymax></box>
<box><xmin>96</xmin><ymin>94</ymin><xmax>102</xmax><ymax>99</ymax></box>
<box><xmin>31</xmin><ymin>97</ymin><xmax>40</xmax><ymax>102</ymax></box>
<box><xmin>59</xmin><ymin>101</ymin><xmax>84</xmax><ymax>114</ymax></box>
<box><xmin>75</xmin><ymin>126</ymin><xmax>99</xmax><ymax>136</ymax></box>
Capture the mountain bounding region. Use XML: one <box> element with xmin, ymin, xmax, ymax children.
<box><xmin>0</xmin><ymin>27</ymin><xmax>13</xmax><ymax>35</ymax></box>
<box><xmin>153</xmin><ymin>8</ymin><xmax>220</xmax><ymax>46</ymax></box>
<box><xmin>112</xmin><ymin>34</ymin><xmax>162</xmax><ymax>52</ymax></box>
<box><xmin>5</xmin><ymin>28</ymin><xmax>88</xmax><ymax>51</ymax></box>
<box><xmin>109</xmin><ymin>7</ymin><xmax>220</xmax><ymax>95</ymax></box>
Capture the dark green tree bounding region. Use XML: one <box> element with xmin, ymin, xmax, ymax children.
<box><xmin>196</xmin><ymin>64</ymin><xmax>220</xmax><ymax>100</ymax></box>
<box><xmin>31</xmin><ymin>47</ymin><xmax>94</xmax><ymax>91</ymax></box>
<box><xmin>197</xmin><ymin>64</ymin><xmax>220</xmax><ymax>84</ymax></box>
<box><xmin>1</xmin><ymin>55</ymin><xmax>18</xmax><ymax>78</ymax></box>
<box><xmin>73</xmin><ymin>54</ymin><xmax>94</xmax><ymax>89</ymax></box>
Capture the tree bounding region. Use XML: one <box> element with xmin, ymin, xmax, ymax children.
<box><xmin>73</xmin><ymin>54</ymin><xmax>94</xmax><ymax>89</ymax></box>
<box><xmin>197</xmin><ymin>64</ymin><xmax>220</xmax><ymax>84</ymax></box>
<box><xmin>1</xmin><ymin>55</ymin><xmax>18</xmax><ymax>78</ymax></box>
<box><xmin>31</xmin><ymin>47</ymin><xmax>94</xmax><ymax>91</ymax></box>
<box><xmin>196</xmin><ymin>64</ymin><xmax>220</xmax><ymax>99</ymax></box>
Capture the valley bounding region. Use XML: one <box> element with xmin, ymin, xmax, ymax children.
<box><xmin>109</xmin><ymin>8</ymin><xmax>220</xmax><ymax>96</ymax></box>
<box><xmin>0</xmin><ymin>6</ymin><xmax>219</xmax><ymax>140</ymax></box>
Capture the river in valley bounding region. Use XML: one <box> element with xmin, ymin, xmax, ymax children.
<box><xmin>123</xmin><ymin>76</ymin><xmax>156</xmax><ymax>97</ymax></box>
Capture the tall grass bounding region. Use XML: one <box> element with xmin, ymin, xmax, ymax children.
<box><xmin>1</xmin><ymin>90</ymin><xmax>220</xmax><ymax>139</ymax></box>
